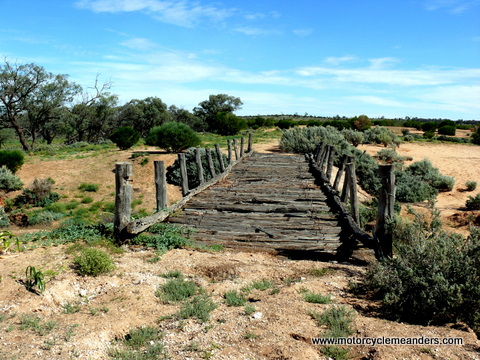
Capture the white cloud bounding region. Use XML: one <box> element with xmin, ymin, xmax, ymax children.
<box><xmin>368</xmin><ymin>57</ymin><xmax>400</xmax><ymax>70</ymax></box>
<box><xmin>293</xmin><ymin>28</ymin><xmax>313</xmax><ymax>37</ymax></box>
<box><xmin>323</xmin><ymin>56</ymin><xmax>358</xmax><ymax>66</ymax></box>
<box><xmin>424</xmin><ymin>0</ymin><xmax>480</xmax><ymax>13</ymax></box>
<box><xmin>349</xmin><ymin>95</ymin><xmax>406</xmax><ymax>108</ymax></box>
<box><xmin>234</xmin><ymin>27</ymin><xmax>282</xmax><ymax>36</ymax></box>
<box><xmin>75</xmin><ymin>0</ymin><xmax>234</xmax><ymax>27</ymax></box>
<box><xmin>120</xmin><ymin>38</ymin><xmax>158</xmax><ymax>51</ymax></box>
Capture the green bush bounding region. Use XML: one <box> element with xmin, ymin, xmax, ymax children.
<box><xmin>166</xmin><ymin>147</ymin><xmax>228</xmax><ymax>189</ymax></box>
<box><xmin>466</xmin><ymin>193</ymin><xmax>480</xmax><ymax>210</ymax></box>
<box><xmin>437</xmin><ymin>125</ymin><xmax>456</xmax><ymax>136</ymax></box>
<box><xmin>0</xmin><ymin>165</ymin><xmax>23</xmax><ymax>192</ymax></box>
<box><xmin>395</xmin><ymin>172</ymin><xmax>437</xmax><ymax>203</ymax></box>
<box><xmin>375</xmin><ymin>149</ymin><xmax>408</xmax><ymax>166</ymax></box>
<box><xmin>131</xmin><ymin>223</ymin><xmax>192</xmax><ymax>251</ymax></box>
<box><xmin>421</xmin><ymin>122</ymin><xmax>437</xmax><ymax>132</ymax></box>
<box><xmin>109</xmin><ymin>126</ymin><xmax>140</xmax><ymax>150</ymax></box>
<box><xmin>280</xmin><ymin>126</ymin><xmax>349</xmax><ymax>154</ymax></box>
<box><xmin>28</xmin><ymin>210</ymin><xmax>65</xmax><ymax>225</ymax></box>
<box><xmin>146</xmin><ymin>122</ymin><xmax>201</xmax><ymax>152</ymax></box>
<box><xmin>423</xmin><ymin>131</ymin><xmax>435</xmax><ymax>139</ymax></box>
<box><xmin>466</xmin><ymin>181</ymin><xmax>477</xmax><ymax>191</ymax></box>
<box><xmin>406</xmin><ymin>159</ymin><xmax>455</xmax><ymax>192</ymax></box>
<box><xmin>276</xmin><ymin>119</ymin><xmax>296</xmax><ymax>129</ymax></box>
<box><xmin>210</xmin><ymin>112</ymin><xmax>247</xmax><ymax>135</ymax></box>
<box><xmin>224</xmin><ymin>290</ymin><xmax>247</xmax><ymax>306</ymax></box>
<box><xmin>73</xmin><ymin>247</ymin><xmax>116</xmax><ymax>276</ymax></box>
<box><xmin>362</xmin><ymin>208</ymin><xmax>480</xmax><ymax>334</ymax></box>
<box><xmin>363</xmin><ymin>127</ymin><xmax>397</xmax><ymax>147</ymax></box>
<box><xmin>0</xmin><ymin>150</ymin><xmax>24</xmax><ymax>173</ymax></box>
<box><xmin>436</xmin><ymin>135</ymin><xmax>470</xmax><ymax>143</ymax></box>
<box><xmin>472</xmin><ymin>130</ymin><xmax>480</xmax><ymax>145</ymax></box>
<box><xmin>156</xmin><ymin>276</ymin><xmax>199</xmax><ymax>303</ymax></box>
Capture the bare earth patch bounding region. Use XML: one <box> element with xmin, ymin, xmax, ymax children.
<box><xmin>0</xmin><ymin>140</ymin><xmax>479</xmax><ymax>359</ymax></box>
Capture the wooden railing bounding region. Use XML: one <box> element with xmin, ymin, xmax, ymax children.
<box><xmin>113</xmin><ymin>134</ymin><xmax>253</xmax><ymax>241</ymax></box>
<box><xmin>307</xmin><ymin>143</ymin><xmax>395</xmax><ymax>259</ymax></box>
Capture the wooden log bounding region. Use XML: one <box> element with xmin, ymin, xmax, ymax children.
<box><xmin>206</xmin><ymin>147</ymin><xmax>216</xmax><ymax>177</ymax></box>
<box><xmin>195</xmin><ymin>146</ymin><xmax>205</xmax><ymax>185</ymax></box>
<box><xmin>319</xmin><ymin>145</ymin><xmax>330</xmax><ymax>170</ymax></box>
<box><xmin>247</xmin><ymin>133</ymin><xmax>253</xmax><ymax>153</ymax></box>
<box><xmin>333</xmin><ymin>155</ymin><xmax>348</xmax><ymax>192</ymax></box>
<box><xmin>326</xmin><ymin>147</ymin><xmax>335</xmax><ymax>182</ymax></box>
<box><xmin>154</xmin><ymin>161</ymin><xmax>167</xmax><ymax>211</ymax></box>
<box><xmin>375</xmin><ymin>165</ymin><xmax>395</xmax><ymax>258</ymax></box>
<box><xmin>316</xmin><ymin>143</ymin><xmax>326</xmax><ymax>165</ymax></box>
<box><xmin>234</xmin><ymin>138</ymin><xmax>239</xmax><ymax>160</ymax></box>
<box><xmin>346</xmin><ymin>161</ymin><xmax>360</xmax><ymax>224</ymax></box>
<box><xmin>314</xmin><ymin>143</ymin><xmax>322</xmax><ymax>163</ymax></box>
<box><xmin>178</xmin><ymin>153</ymin><xmax>189</xmax><ymax>196</ymax></box>
<box><xmin>215</xmin><ymin>144</ymin><xmax>225</xmax><ymax>172</ymax></box>
<box><xmin>240</xmin><ymin>137</ymin><xmax>245</xmax><ymax>157</ymax></box>
<box><xmin>114</xmin><ymin>162</ymin><xmax>133</xmax><ymax>242</ymax></box>
<box><xmin>227</xmin><ymin>139</ymin><xmax>233</xmax><ymax>164</ymax></box>
<box><xmin>340</xmin><ymin>159</ymin><xmax>351</xmax><ymax>203</ymax></box>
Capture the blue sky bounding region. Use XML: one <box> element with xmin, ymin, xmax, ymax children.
<box><xmin>1</xmin><ymin>0</ymin><xmax>479</xmax><ymax>119</ymax></box>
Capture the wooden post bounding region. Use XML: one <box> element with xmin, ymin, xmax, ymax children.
<box><xmin>333</xmin><ymin>155</ymin><xmax>348</xmax><ymax>192</ymax></box>
<box><xmin>206</xmin><ymin>147</ymin><xmax>216</xmax><ymax>177</ymax></box>
<box><xmin>326</xmin><ymin>147</ymin><xmax>335</xmax><ymax>182</ymax></box>
<box><xmin>178</xmin><ymin>153</ymin><xmax>189</xmax><ymax>196</ymax></box>
<box><xmin>340</xmin><ymin>156</ymin><xmax>354</xmax><ymax>202</ymax></box>
<box><xmin>154</xmin><ymin>161</ymin><xmax>167</xmax><ymax>211</ymax></box>
<box><xmin>315</xmin><ymin>143</ymin><xmax>325</xmax><ymax>164</ymax></box>
<box><xmin>247</xmin><ymin>133</ymin><xmax>253</xmax><ymax>153</ymax></box>
<box><xmin>234</xmin><ymin>138</ymin><xmax>239</xmax><ymax>160</ymax></box>
<box><xmin>320</xmin><ymin>145</ymin><xmax>330</xmax><ymax>170</ymax></box>
<box><xmin>215</xmin><ymin>144</ymin><xmax>225</xmax><ymax>173</ymax></box>
<box><xmin>375</xmin><ymin>165</ymin><xmax>395</xmax><ymax>258</ymax></box>
<box><xmin>114</xmin><ymin>162</ymin><xmax>132</xmax><ymax>241</ymax></box>
<box><xmin>347</xmin><ymin>160</ymin><xmax>360</xmax><ymax>224</ymax></box>
<box><xmin>195</xmin><ymin>146</ymin><xmax>205</xmax><ymax>185</ymax></box>
<box><xmin>240</xmin><ymin>137</ymin><xmax>245</xmax><ymax>157</ymax></box>
<box><xmin>227</xmin><ymin>140</ymin><xmax>233</xmax><ymax>164</ymax></box>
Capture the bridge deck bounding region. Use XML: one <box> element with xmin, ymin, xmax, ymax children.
<box><xmin>167</xmin><ymin>152</ymin><xmax>348</xmax><ymax>253</ymax></box>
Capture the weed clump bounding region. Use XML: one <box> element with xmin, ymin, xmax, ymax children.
<box><xmin>73</xmin><ymin>247</ymin><xmax>116</xmax><ymax>276</ymax></box>
<box><xmin>0</xmin><ymin>165</ymin><xmax>23</xmax><ymax>192</ymax></box>
<box><xmin>466</xmin><ymin>193</ymin><xmax>480</xmax><ymax>210</ymax></box>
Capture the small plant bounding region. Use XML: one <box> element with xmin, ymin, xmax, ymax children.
<box><xmin>224</xmin><ymin>290</ymin><xmax>246</xmax><ymax>307</ymax></box>
<box><xmin>81</xmin><ymin>196</ymin><xmax>94</xmax><ymax>204</ymax></box>
<box><xmin>309</xmin><ymin>267</ymin><xmax>335</xmax><ymax>277</ymax></box>
<box><xmin>466</xmin><ymin>181</ymin><xmax>477</xmax><ymax>191</ymax></box>
<box><xmin>250</xmin><ymin>279</ymin><xmax>273</xmax><ymax>291</ymax></box>
<box><xmin>155</xmin><ymin>276</ymin><xmax>199</xmax><ymax>303</ymax></box>
<box><xmin>466</xmin><ymin>193</ymin><xmax>480</xmax><ymax>210</ymax></box>
<box><xmin>159</xmin><ymin>270</ymin><xmax>183</xmax><ymax>279</ymax></box>
<box><xmin>25</xmin><ymin>266</ymin><xmax>46</xmax><ymax>294</ymax></box>
<box><xmin>303</xmin><ymin>291</ymin><xmax>331</xmax><ymax>304</ymax></box>
<box><xmin>243</xmin><ymin>332</ymin><xmax>258</xmax><ymax>340</ymax></box>
<box><xmin>244</xmin><ymin>304</ymin><xmax>256</xmax><ymax>316</ymax></box>
<box><xmin>73</xmin><ymin>247</ymin><xmax>116</xmax><ymax>276</ymax></box>
<box><xmin>0</xmin><ymin>165</ymin><xmax>23</xmax><ymax>192</ymax></box>
<box><xmin>14</xmin><ymin>178</ymin><xmax>60</xmax><ymax>207</ymax></box>
<box><xmin>108</xmin><ymin>325</ymin><xmax>167</xmax><ymax>359</ymax></box>
<box><xmin>19</xmin><ymin>314</ymin><xmax>57</xmax><ymax>336</ymax></box>
<box><xmin>78</xmin><ymin>183</ymin><xmax>100</xmax><ymax>192</ymax></box>
<box><xmin>62</xmin><ymin>301</ymin><xmax>81</xmax><ymax>314</ymax></box>
<box><xmin>0</xmin><ymin>231</ymin><xmax>21</xmax><ymax>253</ymax></box>
<box><xmin>177</xmin><ymin>295</ymin><xmax>217</xmax><ymax>323</ymax></box>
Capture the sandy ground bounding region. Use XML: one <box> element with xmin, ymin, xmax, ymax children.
<box><xmin>0</xmin><ymin>137</ymin><xmax>479</xmax><ymax>359</ymax></box>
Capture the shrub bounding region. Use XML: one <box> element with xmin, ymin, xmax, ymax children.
<box><xmin>28</xmin><ymin>210</ymin><xmax>65</xmax><ymax>225</ymax></box>
<box><xmin>78</xmin><ymin>183</ymin><xmax>99</xmax><ymax>192</ymax></box>
<box><xmin>0</xmin><ymin>206</ymin><xmax>10</xmax><ymax>228</ymax></box>
<box><xmin>109</xmin><ymin>126</ymin><xmax>140</xmax><ymax>150</ymax></box>
<box><xmin>423</xmin><ymin>131</ymin><xmax>435</xmax><ymax>139</ymax></box>
<box><xmin>375</xmin><ymin>149</ymin><xmax>407</xmax><ymax>165</ymax></box>
<box><xmin>210</xmin><ymin>112</ymin><xmax>247</xmax><ymax>135</ymax></box>
<box><xmin>73</xmin><ymin>247</ymin><xmax>116</xmax><ymax>276</ymax></box>
<box><xmin>363</xmin><ymin>127</ymin><xmax>396</xmax><ymax>147</ymax></box>
<box><xmin>0</xmin><ymin>165</ymin><xmax>23</xmax><ymax>192</ymax></box>
<box><xmin>146</xmin><ymin>122</ymin><xmax>201</xmax><ymax>152</ymax></box>
<box><xmin>466</xmin><ymin>193</ymin><xmax>480</xmax><ymax>210</ymax></box>
<box><xmin>472</xmin><ymin>130</ymin><xmax>480</xmax><ymax>145</ymax></box>
<box><xmin>166</xmin><ymin>147</ymin><xmax>228</xmax><ymax>189</ymax></box>
<box><xmin>156</xmin><ymin>276</ymin><xmax>199</xmax><ymax>303</ymax></box>
<box><xmin>177</xmin><ymin>295</ymin><xmax>217</xmax><ymax>322</ymax></box>
<box><xmin>14</xmin><ymin>178</ymin><xmax>60</xmax><ymax>207</ymax></box>
<box><xmin>303</xmin><ymin>291</ymin><xmax>331</xmax><ymax>304</ymax></box>
<box><xmin>280</xmin><ymin>126</ymin><xmax>349</xmax><ymax>154</ymax></box>
<box><xmin>342</xmin><ymin>129</ymin><xmax>364</xmax><ymax>147</ymax></box>
<box><xmin>403</xmin><ymin>134</ymin><xmax>415</xmax><ymax>142</ymax></box>
<box><xmin>0</xmin><ymin>150</ymin><xmax>24</xmax><ymax>173</ymax></box>
<box><xmin>131</xmin><ymin>223</ymin><xmax>192</xmax><ymax>251</ymax></box>
<box><xmin>276</xmin><ymin>119</ymin><xmax>295</xmax><ymax>129</ymax></box>
<box><xmin>406</xmin><ymin>159</ymin><xmax>455</xmax><ymax>192</ymax></box>
<box><xmin>362</xmin><ymin>208</ymin><xmax>480</xmax><ymax>334</ymax></box>
<box><xmin>466</xmin><ymin>181</ymin><xmax>477</xmax><ymax>191</ymax></box>
<box><xmin>438</xmin><ymin>125</ymin><xmax>456</xmax><ymax>136</ymax></box>
<box><xmin>421</xmin><ymin>122</ymin><xmax>437</xmax><ymax>132</ymax></box>
<box><xmin>224</xmin><ymin>290</ymin><xmax>246</xmax><ymax>306</ymax></box>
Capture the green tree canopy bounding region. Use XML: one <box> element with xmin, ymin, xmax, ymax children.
<box><xmin>193</xmin><ymin>94</ymin><xmax>242</xmax><ymax>132</ymax></box>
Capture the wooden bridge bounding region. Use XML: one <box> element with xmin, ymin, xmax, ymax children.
<box><xmin>166</xmin><ymin>152</ymin><xmax>354</xmax><ymax>256</ymax></box>
<box><xmin>115</xmin><ymin>137</ymin><xmax>393</xmax><ymax>260</ymax></box>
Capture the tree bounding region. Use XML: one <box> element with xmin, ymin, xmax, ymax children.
<box><xmin>116</xmin><ymin>97</ymin><xmax>171</xmax><ymax>137</ymax></box>
<box><xmin>193</xmin><ymin>94</ymin><xmax>242</xmax><ymax>132</ymax></box>
<box><xmin>168</xmin><ymin>105</ymin><xmax>205</xmax><ymax>132</ymax></box>
<box><xmin>210</xmin><ymin>112</ymin><xmax>247</xmax><ymax>135</ymax></box>
<box><xmin>109</xmin><ymin>126</ymin><xmax>140</xmax><ymax>150</ymax></box>
<box><xmin>351</xmin><ymin>115</ymin><xmax>372</xmax><ymax>131</ymax></box>
<box><xmin>0</xmin><ymin>61</ymin><xmax>79</xmax><ymax>151</ymax></box>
